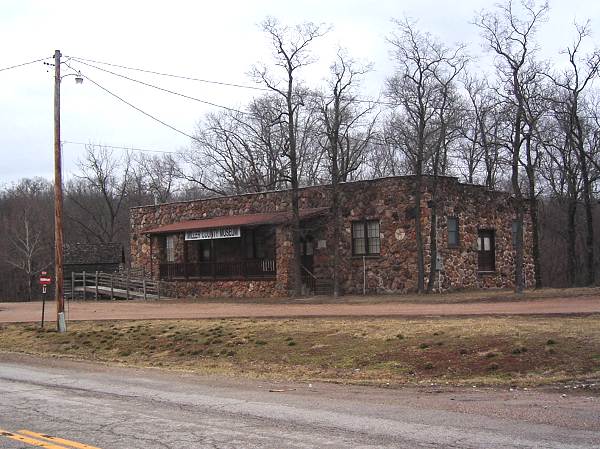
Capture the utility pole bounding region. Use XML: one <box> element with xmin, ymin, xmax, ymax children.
<box><xmin>53</xmin><ymin>49</ymin><xmax>66</xmax><ymax>332</ymax></box>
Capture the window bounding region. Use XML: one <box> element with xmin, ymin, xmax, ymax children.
<box><xmin>166</xmin><ymin>235</ymin><xmax>176</xmax><ymax>263</ymax></box>
<box><xmin>447</xmin><ymin>217</ymin><xmax>459</xmax><ymax>247</ymax></box>
<box><xmin>511</xmin><ymin>220</ymin><xmax>519</xmax><ymax>248</ymax></box>
<box><xmin>352</xmin><ymin>220</ymin><xmax>380</xmax><ymax>255</ymax></box>
<box><xmin>477</xmin><ymin>230</ymin><xmax>495</xmax><ymax>272</ymax></box>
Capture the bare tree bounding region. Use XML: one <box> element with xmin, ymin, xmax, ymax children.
<box><xmin>178</xmin><ymin>94</ymin><xmax>293</xmax><ymax>195</ymax></box>
<box><xmin>66</xmin><ymin>145</ymin><xmax>132</xmax><ymax>244</ymax></box>
<box><xmin>476</xmin><ymin>0</ymin><xmax>549</xmax><ymax>293</ymax></box>
<box><xmin>1</xmin><ymin>179</ymin><xmax>54</xmax><ymax>300</ymax></box>
<box><xmin>132</xmin><ymin>152</ymin><xmax>179</xmax><ymax>204</ymax></box>
<box><xmin>386</xmin><ymin>17</ymin><xmax>467</xmax><ymax>293</ymax></box>
<box><xmin>544</xmin><ymin>21</ymin><xmax>600</xmax><ymax>285</ymax></box>
<box><xmin>459</xmin><ymin>75</ymin><xmax>505</xmax><ymax>187</ymax></box>
<box><xmin>251</xmin><ymin>17</ymin><xmax>329</xmax><ymax>296</ymax></box>
<box><xmin>314</xmin><ymin>50</ymin><xmax>377</xmax><ymax>296</ymax></box>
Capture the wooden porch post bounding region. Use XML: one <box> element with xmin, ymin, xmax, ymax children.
<box><xmin>183</xmin><ymin>236</ymin><xmax>188</xmax><ymax>279</ymax></box>
<box><xmin>210</xmin><ymin>239</ymin><xmax>215</xmax><ymax>279</ymax></box>
<box><xmin>149</xmin><ymin>235</ymin><xmax>153</xmax><ymax>279</ymax></box>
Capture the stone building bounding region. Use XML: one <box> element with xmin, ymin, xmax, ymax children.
<box><xmin>129</xmin><ymin>176</ymin><xmax>534</xmax><ymax>298</ymax></box>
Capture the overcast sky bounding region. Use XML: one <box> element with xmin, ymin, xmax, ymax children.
<box><xmin>1</xmin><ymin>0</ymin><xmax>599</xmax><ymax>186</ymax></box>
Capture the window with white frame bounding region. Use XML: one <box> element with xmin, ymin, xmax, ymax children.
<box><xmin>166</xmin><ymin>235</ymin><xmax>176</xmax><ymax>263</ymax></box>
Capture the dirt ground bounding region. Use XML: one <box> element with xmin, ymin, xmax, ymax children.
<box><xmin>2</xmin><ymin>315</ymin><xmax>600</xmax><ymax>387</ymax></box>
<box><xmin>2</xmin><ymin>292</ymin><xmax>600</xmax><ymax>323</ymax></box>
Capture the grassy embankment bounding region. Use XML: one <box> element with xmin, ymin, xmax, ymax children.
<box><xmin>2</xmin><ymin>316</ymin><xmax>600</xmax><ymax>387</ymax></box>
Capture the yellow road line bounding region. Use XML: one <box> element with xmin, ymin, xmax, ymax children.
<box><xmin>0</xmin><ymin>428</ymin><xmax>70</xmax><ymax>449</ymax></box>
<box><xmin>18</xmin><ymin>430</ymin><xmax>102</xmax><ymax>449</ymax></box>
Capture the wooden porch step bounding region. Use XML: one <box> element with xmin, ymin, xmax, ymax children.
<box><xmin>314</xmin><ymin>278</ymin><xmax>334</xmax><ymax>295</ymax></box>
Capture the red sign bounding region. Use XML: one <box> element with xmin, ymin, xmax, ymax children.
<box><xmin>39</xmin><ymin>272</ymin><xmax>52</xmax><ymax>285</ymax></box>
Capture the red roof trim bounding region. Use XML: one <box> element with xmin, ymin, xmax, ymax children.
<box><xmin>144</xmin><ymin>207</ymin><xmax>328</xmax><ymax>235</ymax></box>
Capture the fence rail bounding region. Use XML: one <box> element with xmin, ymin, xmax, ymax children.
<box><xmin>159</xmin><ymin>259</ymin><xmax>276</xmax><ymax>280</ymax></box>
<box><xmin>65</xmin><ymin>270</ymin><xmax>160</xmax><ymax>300</ymax></box>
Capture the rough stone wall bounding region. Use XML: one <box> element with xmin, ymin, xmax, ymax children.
<box><xmin>161</xmin><ymin>279</ymin><xmax>280</xmax><ymax>299</ymax></box>
<box><xmin>130</xmin><ymin>176</ymin><xmax>534</xmax><ymax>298</ymax></box>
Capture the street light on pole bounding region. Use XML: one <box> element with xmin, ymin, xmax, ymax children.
<box><xmin>53</xmin><ymin>49</ymin><xmax>82</xmax><ymax>333</ymax></box>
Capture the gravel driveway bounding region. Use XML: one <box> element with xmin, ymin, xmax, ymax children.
<box><xmin>1</xmin><ymin>295</ymin><xmax>600</xmax><ymax>323</ymax></box>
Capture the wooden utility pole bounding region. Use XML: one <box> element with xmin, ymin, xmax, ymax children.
<box><xmin>53</xmin><ymin>49</ymin><xmax>66</xmax><ymax>332</ymax></box>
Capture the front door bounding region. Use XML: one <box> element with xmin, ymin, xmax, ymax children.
<box><xmin>477</xmin><ymin>230</ymin><xmax>495</xmax><ymax>272</ymax></box>
<box><xmin>300</xmin><ymin>236</ymin><xmax>315</xmax><ymax>274</ymax></box>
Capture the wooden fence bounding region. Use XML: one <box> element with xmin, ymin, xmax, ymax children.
<box><xmin>64</xmin><ymin>270</ymin><xmax>160</xmax><ymax>301</ymax></box>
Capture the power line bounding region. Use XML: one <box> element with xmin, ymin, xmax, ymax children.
<box><xmin>62</xmin><ymin>140</ymin><xmax>177</xmax><ymax>154</ymax></box>
<box><xmin>68</xmin><ymin>54</ymin><xmax>390</xmax><ymax>107</ymax></box>
<box><xmin>71</xmin><ymin>58</ymin><xmax>251</xmax><ymax>115</ymax></box>
<box><xmin>0</xmin><ymin>56</ymin><xmax>52</xmax><ymax>72</ymax></box>
<box><xmin>70</xmin><ymin>65</ymin><xmax>200</xmax><ymax>144</ymax></box>
<box><xmin>66</xmin><ymin>57</ymin><xmax>600</xmax><ymax>133</ymax></box>
<box><xmin>69</xmin><ymin>55</ymin><xmax>269</xmax><ymax>92</ymax></box>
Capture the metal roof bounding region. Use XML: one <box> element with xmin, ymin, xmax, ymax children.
<box><xmin>64</xmin><ymin>243</ymin><xmax>122</xmax><ymax>265</ymax></box>
<box><xmin>144</xmin><ymin>207</ymin><xmax>328</xmax><ymax>235</ymax></box>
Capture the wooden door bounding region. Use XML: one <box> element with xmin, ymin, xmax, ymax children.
<box><xmin>477</xmin><ymin>230</ymin><xmax>495</xmax><ymax>272</ymax></box>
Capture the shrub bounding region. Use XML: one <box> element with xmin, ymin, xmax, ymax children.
<box><xmin>487</xmin><ymin>362</ymin><xmax>499</xmax><ymax>371</ymax></box>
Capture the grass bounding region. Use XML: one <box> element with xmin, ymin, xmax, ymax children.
<box><xmin>1</xmin><ymin>316</ymin><xmax>600</xmax><ymax>387</ymax></box>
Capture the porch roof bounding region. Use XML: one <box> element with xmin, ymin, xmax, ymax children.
<box><xmin>144</xmin><ymin>207</ymin><xmax>328</xmax><ymax>235</ymax></box>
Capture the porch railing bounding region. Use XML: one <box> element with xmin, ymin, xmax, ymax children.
<box><xmin>159</xmin><ymin>259</ymin><xmax>276</xmax><ymax>280</ymax></box>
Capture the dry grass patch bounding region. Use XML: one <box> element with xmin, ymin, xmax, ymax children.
<box><xmin>1</xmin><ymin>316</ymin><xmax>600</xmax><ymax>387</ymax></box>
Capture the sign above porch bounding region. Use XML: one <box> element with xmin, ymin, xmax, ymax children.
<box><xmin>185</xmin><ymin>227</ymin><xmax>241</xmax><ymax>240</ymax></box>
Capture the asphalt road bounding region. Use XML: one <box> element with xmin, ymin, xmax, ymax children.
<box><xmin>0</xmin><ymin>354</ymin><xmax>598</xmax><ymax>448</ymax></box>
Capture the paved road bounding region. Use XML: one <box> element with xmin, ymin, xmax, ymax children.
<box><xmin>0</xmin><ymin>354</ymin><xmax>598</xmax><ymax>448</ymax></box>
<box><xmin>2</xmin><ymin>296</ymin><xmax>600</xmax><ymax>323</ymax></box>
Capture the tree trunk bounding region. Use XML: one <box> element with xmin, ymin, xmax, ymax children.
<box><xmin>579</xmin><ymin>134</ymin><xmax>595</xmax><ymax>286</ymax></box>
<box><xmin>332</xmin><ymin>182</ymin><xmax>341</xmax><ymax>297</ymax></box>
<box><xmin>525</xmin><ymin>137</ymin><xmax>541</xmax><ymax>289</ymax></box>
<box><xmin>426</xmin><ymin>202</ymin><xmax>438</xmax><ymax>293</ymax></box>
<box><xmin>512</xmin><ymin>130</ymin><xmax>525</xmax><ymax>293</ymax></box>
<box><xmin>582</xmin><ymin>180</ymin><xmax>595</xmax><ymax>286</ymax></box>
<box><xmin>414</xmin><ymin>174</ymin><xmax>425</xmax><ymax>293</ymax></box>
<box><xmin>529</xmin><ymin>195</ymin><xmax>541</xmax><ymax>288</ymax></box>
<box><xmin>567</xmin><ymin>199</ymin><xmax>577</xmax><ymax>287</ymax></box>
<box><xmin>287</xmin><ymin>83</ymin><xmax>302</xmax><ymax>297</ymax></box>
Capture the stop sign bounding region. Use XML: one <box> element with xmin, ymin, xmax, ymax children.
<box><xmin>39</xmin><ymin>271</ymin><xmax>52</xmax><ymax>285</ymax></box>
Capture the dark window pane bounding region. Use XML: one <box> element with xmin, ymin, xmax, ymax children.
<box><xmin>448</xmin><ymin>217</ymin><xmax>458</xmax><ymax>246</ymax></box>
<box><xmin>352</xmin><ymin>222</ymin><xmax>365</xmax><ymax>238</ymax></box>
<box><xmin>367</xmin><ymin>220</ymin><xmax>379</xmax><ymax>238</ymax></box>
<box><xmin>512</xmin><ymin>220</ymin><xmax>519</xmax><ymax>247</ymax></box>
<box><xmin>354</xmin><ymin>238</ymin><xmax>366</xmax><ymax>255</ymax></box>
<box><xmin>368</xmin><ymin>238</ymin><xmax>381</xmax><ymax>254</ymax></box>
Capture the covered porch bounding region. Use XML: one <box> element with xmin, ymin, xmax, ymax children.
<box><xmin>145</xmin><ymin>208</ymin><xmax>327</xmax><ymax>283</ymax></box>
